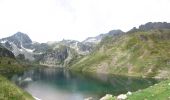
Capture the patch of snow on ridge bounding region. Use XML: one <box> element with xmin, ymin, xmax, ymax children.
<box><xmin>0</xmin><ymin>40</ymin><xmax>7</xmax><ymax>43</ymax></box>
<box><xmin>21</xmin><ymin>44</ymin><xmax>34</xmax><ymax>52</ymax></box>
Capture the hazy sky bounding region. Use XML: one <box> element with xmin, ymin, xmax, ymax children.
<box><xmin>0</xmin><ymin>0</ymin><xmax>170</xmax><ymax>43</ymax></box>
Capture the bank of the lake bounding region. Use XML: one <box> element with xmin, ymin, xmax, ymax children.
<box><xmin>99</xmin><ymin>79</ymin><xmax>170</xmax><ymax>100</ymax></box>
<box><xmin>0</xmin><ymin>75</ymin><xmax>34</xmax><ymax>100</ymax></box>
<box><xmin>0</xmin><ymin>57</ymin><xmax>35</xmax><ymax>100</ymax></box>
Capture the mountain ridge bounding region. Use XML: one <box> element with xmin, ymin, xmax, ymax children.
<box><xmin>70</xmin><ymin>22</ymin><xmax>170</xmax><ymax>79</ymax></box>
<box><xmin>0</xmin><ymin>29</ymin><xmax>123</xmax><ymax>67</ymax></box>
<box><xmin>1</xmin><ymin>22</ymin><xmax>170</xmax><ymax>68</ymax></box>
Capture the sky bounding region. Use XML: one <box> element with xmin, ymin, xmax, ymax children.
<box><xmin>0</xmin><ymin>0</ymin><xmax>170</xmax><ymax>43</ymax></box>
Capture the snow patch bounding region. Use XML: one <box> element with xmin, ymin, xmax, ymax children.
<box><xmin>0</xmin><ymin>40</ymin><xmax>7</xmax><ymax>43</ymax></box>
<box><xmin>21</xmin><ymin>44</ymin><xmax>34</xmax><ymax>52</ymax></box>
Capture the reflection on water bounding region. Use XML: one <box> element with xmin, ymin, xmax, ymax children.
<box><xmin>11</xmin><ymin>67</ymin><xmax>159</xmax><ymax>100</ymax></box>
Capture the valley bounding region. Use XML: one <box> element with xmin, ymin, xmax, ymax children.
<box><xmin>0</xmin><ymin>22</ymin><xmax>170</xmax><ymax>100</ymax></box>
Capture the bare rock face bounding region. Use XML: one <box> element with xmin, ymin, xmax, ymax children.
<box><xmin>0</xmin><ymin>44</ymin><xmax>15</xmax><ymax>58</ymax></box>
<box><xmin>39</xmin><ymin>46</ymin><xmax>69</xmax><ymax>67</ymax></box>
<box><xmin>0</xmin><ymin>32</ymin><xmax>32</xmax><ymax>49</ymax></box>
<box><xmin>0</xmin><ymin>32</ymin><xmax>35</xmax><ymax>60</ymax></box>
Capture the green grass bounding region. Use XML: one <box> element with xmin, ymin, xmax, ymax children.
<box><xmin>127</xmin><ymin>80</ymin><xmax>170</xmax><ymax>100</ymax></box>
<box><xmin>0</xmin><ymin>57</ymin><xmax>34</xmax><ymax>100</ymax></box>
<box><xmin>70</xmin><ymin>52</ymin><xmax>109</xmax><ymax>73</ymax></box>
<box><xmin>0</xmin><ymin>75</ymin><xmax>34</xmax><ymax>100</ymax></box>
<box><xmin>103</xmin><ymin>79</ymin><xmax>170</xmax><ymax>100</ymax></box>
<box><xmin>70</xmin><ymin>29</ymin><xmax>170</xmax><ymax>78</ymax></box>
<box><xmin>0</xmin><ymin>57</ymin><xmax>29</xmax><ymax>78</ymax></box>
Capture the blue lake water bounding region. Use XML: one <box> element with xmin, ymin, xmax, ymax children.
<box><xmin>11</xmin><ymin>67</ymin><xmax>158</xmax><ymax>100</ymax></box>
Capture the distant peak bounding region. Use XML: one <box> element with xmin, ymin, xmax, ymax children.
<box><xmin>0</xmin><ymin>31</ymin><xmax>33</xmax><ymax>45</ymax></box>
<box><xmin>13</xmin><ymin>32</ymin><xmax>28</xmax><ymax>37</ymax></box>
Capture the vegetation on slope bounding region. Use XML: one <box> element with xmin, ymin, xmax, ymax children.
<box><xmin>0</xmin><ymin>75</ymin><xmax>33</xmax><ymax>100</ymax></box>
<box><xmin>70</xmin><ymin>29</ymin><xmax>170</xmax><ymax>78</ymax></box>
<box><xmin>0</xmin><ymin>45</ymin><xmax>34</xmax><ymax>100</ymax></box>
<box><xmin>100</xmin><ymin>79</ymin><xmax>170</xmax><ymax>100</ymax></box>
<box><xmin>127</xmin><ymin>79</ymin><xmax>170</xmax><ymax>100</ymax></box>
<box><xmin>0</xmin><ymin>57</ymin><xmax>31</xmax><ymax>77</ymax></box>
<box><xmin>0</xmin><ymin>57</ymin><xmax>34</xmax><ymax>100</ymax></box>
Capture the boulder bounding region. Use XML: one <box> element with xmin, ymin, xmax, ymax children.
<box><xmin>117</xmin><ymin>94</ymin><xmax>127</xmax><ymax>100</ymax></box>
<box><xmin>127</xmin><ymin>91</ymin><xmax>132</xmax><ymax>95</ymax></box>
<box><xmin>100</xmin><ymin>94</ymin><xmax>114</xmax><ymax>100</ymax></box>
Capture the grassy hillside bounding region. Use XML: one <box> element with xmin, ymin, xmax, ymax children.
<box><xmin>0</xmin><ymin>57</ymin><xmax>28</xmax><ymax>78</ymax></box>
<box><xmin>127</xmin><ymin>79</ymin><xmax>170</xmax><ymax>100</ymax></box>
<box><xmin>100</xmin><ymin>79</ymin><xmax>170</xmax><ymax>100</ymax></box>
<box><xmin>0</xmin><ymin>57</ymin><xmax>34</xmax><ymax>100</ymax></box>
<box><xmin>0</xmin><ymin>75</ymin><xmax>34</xmax><ymax>100</ymax></box>
<box><xmin>0</xmin><ymin>45</ymin><xmax>34</xmax><ymax>100</ymax></box>
<box><xmin>70</xmin><ymin>29</ymin><xmax>170</xmax><ymax>78</ymax></box>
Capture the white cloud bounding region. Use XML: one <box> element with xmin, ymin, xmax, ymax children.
<box><xmin>0</xmin><ymin>0</ymin><xmax>170</xmax><ymax>42</ymax></box>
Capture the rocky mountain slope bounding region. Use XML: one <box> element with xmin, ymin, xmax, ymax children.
<box><xmin>83</xmin><ymin>30</ymin><xmax>124</xmax><ymax>44</ymax></box>
<box><xmin>139</xmin><ymin>22</ymin><xmax>170</xmax><ymax>31</ymax></box>
<box><xmin>0</xmin><ymin>32</ymin><xmax>92</xmax><ymax>66</ymax></box>
<box><xmin>37</xmin><ymin>45</ymin><xmax>79</xmax><ymax>67</ymax></box>
<box><xmin>70</xmin><ymin>22</ymin><xmax>170</xmax><ymax>79</ymax></box>
<box><xmin>59</xmin><ymin>39</ymin><xmax>94</xmax><ymax>55</ymax></box>
<box><xmin>0</xmin><ymin>32</ymin><xmax>35</xmax><ymax>60</ymax></box>
<box><xmin>0</xmin><ymin>29</ymin><xmax>123</xmax><ymax>67</ymax></box>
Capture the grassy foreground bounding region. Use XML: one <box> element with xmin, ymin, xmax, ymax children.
<box><xmin>0</xmin><ymin>75</ymin><xmax>34</xmax><ymax>100</ymax></box>
<box><xmin>102</xmin><ymin>80</ymin><xmax>170</xmax><ymax>100</ymax></box>
<box><xmin>127</xmin><ymin>79</ymin><xmax>170</xmax><ymax>100</ymax></box>
<box><xmin>0</xmin><ymin>57</ymin><xmax>34</xmax><ymax>100</ymax></box>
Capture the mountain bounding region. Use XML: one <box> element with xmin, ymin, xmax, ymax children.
<box><xmin>0</xmin><ymin>29</ymin><xmax>124</xmax><ymax>67</ymax></box>
<box><xmin>0</xmin><ymin>32</ymin><xmax>32</xmax><ymax>48</ymax></box>
<box><xmin>0</xmin><ymin>32</ymin><xmax>35</xmax><ymax>60</ymax></box>
<box><xmin>35</xmin><ymin>30</ymin><xmax>124</xmax><ymax>67</ymax></box>
<box><xmin>139</xmin><ymin>22</ymin><xmax>170</xmax><ymax>31</ymax></box>
<box><xmin>0</xmin><ymin>32</ymin><xmax>96</xmax><ymax>66</ymax></box>
<box><xmin>83</xmin><ymin>30</ymin><xmax>124</xmax><ymax>44</ymax></box>
<box><xmin>60</xmin><ymin>39</ymin><xmax>95</xmax><ymax>55</ymax></box>
<box><xmin>0</xmin><ymin>44</ymin><xmax>31</xmax><ymax>77</ymax></box>
<box><xmin>37</xmin><ymin>45</ymin><xmax>79</xmax><ymax>67</ymax></box>
<box><xmin>0</xmin><ymin>41</ymin><xmax>34</xmax><ymax>100</ymax></box>
<box><xmin>70</xmin><ymin>23</ymin><xmax>170</xmax><ymax>79</ymax></box>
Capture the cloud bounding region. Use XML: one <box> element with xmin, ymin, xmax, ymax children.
<box><xmin>0</xmin><ymin>0</ymin><xmax>170</xmax><ymax>42</ymax></box>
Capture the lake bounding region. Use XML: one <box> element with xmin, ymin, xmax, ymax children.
<box><xmin>11</xmin><ymin>67</ymin><xmax>159</xmax><ymax>100</ymax></box>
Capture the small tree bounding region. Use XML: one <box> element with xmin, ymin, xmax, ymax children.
<box><xmin>8</xmin><ymin>61</ymin><xmax>11</xmax><ymax>65</ymax></box>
